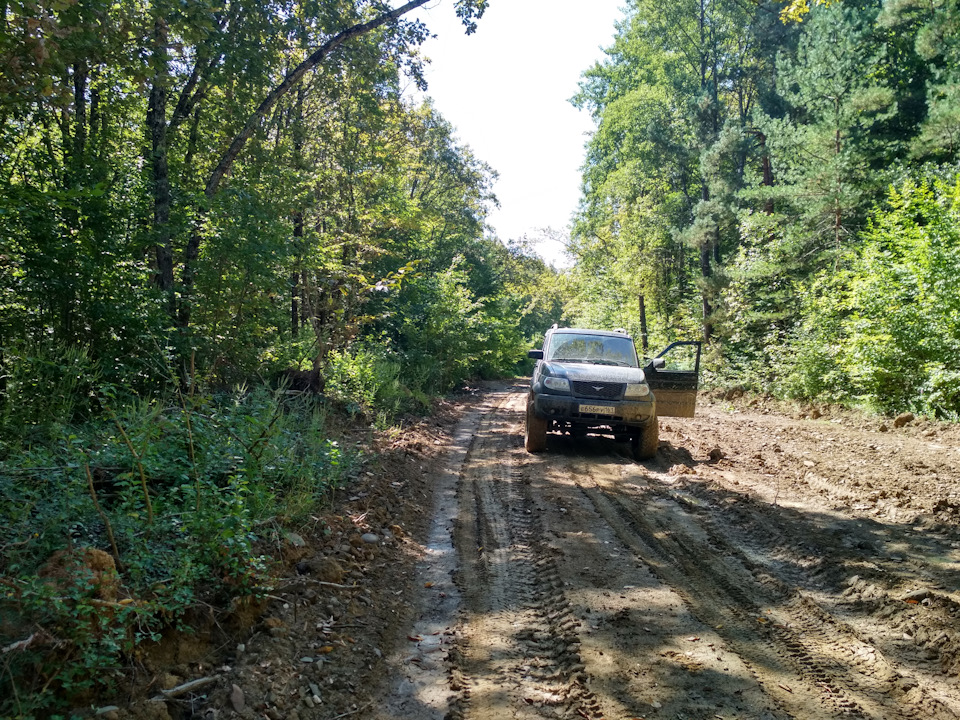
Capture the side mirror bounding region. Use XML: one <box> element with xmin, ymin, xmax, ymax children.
<box><xmin>652</xmin><ymin>357</ymin><xmax>666</xmax><ymax>369</ymax></box>
<box><xmin>528</xmin><ymin>349</ymin><xmax>544</xmax><ymax>360</ymax></box>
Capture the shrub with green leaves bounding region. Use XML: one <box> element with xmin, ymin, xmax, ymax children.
<box><xmin>0</xmin><ymin>385</ymin><xmax>357</xmax><ymax>717</ymax></box>
<box><xmin>741</xmin><ymin>177</ymin><xmax>960</xmax><ymax>417</ymax></box>
<box><xmin>841</xmin><ymin>178</ymin><xmax>960</xmax><ymax>417</ymax></box>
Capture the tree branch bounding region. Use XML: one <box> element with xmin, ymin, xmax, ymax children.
<box><xmin>204</xmin><ymin>0</ymin><xmax>432</xmax><ymax>198</ymax></box>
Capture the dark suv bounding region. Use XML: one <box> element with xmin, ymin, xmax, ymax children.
<box><xmin>525</xmin><ymin>327</ymin><xmax>700</xmax><ymax>460</ymax></box>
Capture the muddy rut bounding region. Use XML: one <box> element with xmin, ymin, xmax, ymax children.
<box><xmin>377</xmin><ymin>386</ymin><xmax>960</xmax><ymax>720</ymax></box>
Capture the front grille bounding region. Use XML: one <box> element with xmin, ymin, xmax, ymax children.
<box><xmin>571</xmin><ymin>381</ymin><xmax>624</xmax><ymax>400</ymax></box>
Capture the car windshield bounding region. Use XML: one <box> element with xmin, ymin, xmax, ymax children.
<box><xmin>546</xmin><ymin>333</ymin><xmax>639</xmax><ymax>367</ymax></box>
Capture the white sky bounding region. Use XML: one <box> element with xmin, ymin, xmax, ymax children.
<box><xmin>410</xmin><ymin>0</ymin><xmax>625</xmax><ymax>266</ymax></box>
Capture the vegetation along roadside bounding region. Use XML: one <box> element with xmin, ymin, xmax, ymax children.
<box><xmin>2</xmin><ymin>0</ymin><xmax>960</xmax><ymax>715</ymax></box>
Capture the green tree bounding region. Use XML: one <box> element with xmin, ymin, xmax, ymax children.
<box><xmin>571</xmin><ymin>0</ymin><xmax>787</xmax><ymax>342</ymax></box>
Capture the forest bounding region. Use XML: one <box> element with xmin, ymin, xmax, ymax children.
<box><xmin>0</xmin><ymin>0</ymin><xmax>958</xmax><ymax>715</ymax></box>
<box><xmin>568</xmin><ymin>0</ymin><xmax>960</xmax><ymax>419</ymax></box>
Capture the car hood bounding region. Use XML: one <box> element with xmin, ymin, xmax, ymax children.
<box><xmin>542</xmin><ymin>362</ymin><xmax>646</xmax><ymax>384</ymax></box>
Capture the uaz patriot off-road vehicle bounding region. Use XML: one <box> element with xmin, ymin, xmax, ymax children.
<box><xmin>525</xmin><ymin>327</ymin><xmax>700</xmax><ymax>460</ymax></box>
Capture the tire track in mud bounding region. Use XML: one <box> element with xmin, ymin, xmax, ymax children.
<box><xmin>674</xmin><ymin>488</ymin><xmax>960</xmax><ymax>718</ymax></box>
<box><xmin>662</xmin><ymin>473</ymin><xmax>960</xmax><ymax>718</ymax></box>
<box><xmin>449</xmin><ymin>393</ymin><xmax>602</xmax><ymax>720</ymax></box>
<box><xmin>579</xmin><ymin>465</ymin><xmax>960</xmax><ymax>720</ymax></box>
<box><xmin>386</xmin><ymin>389</ymin><xmax>960</xmax><ymax>719</ymax></box>
<box><xmin>578</xmin><ymin>479</ymin><xmax>846</xmax><ymax>718</ymax></box>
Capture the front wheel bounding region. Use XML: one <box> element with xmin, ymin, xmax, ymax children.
<box><xmin>525</xmin><ymin>401</ymin><xmax>548</xmax><ymax>452</ymax></box>
<box><xmin>632</xmin><ymin>418</ymin><xmax>659</xmax><ymax>460</ymax></box>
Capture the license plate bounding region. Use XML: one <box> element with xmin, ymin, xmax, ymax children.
<box><xmin>579</xmin><ymin>404</ymin><xmax>614</xmax><ymax>415</ymax></box>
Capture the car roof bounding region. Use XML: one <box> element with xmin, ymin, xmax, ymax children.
<box><xmin>548</xmin><ymin>327</ymin><xmax>633</xmax><ymax>340</ymax></box>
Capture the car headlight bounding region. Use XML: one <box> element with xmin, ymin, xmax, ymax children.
<box><xmin>543</xmin><ymin>376</ymin><xmax>570</xmax><ymax>392</ymax></box>
<box><xmin>624</xmin><ymin>382</ymin><xmax>651</xmax><ymax>398</ymax></box>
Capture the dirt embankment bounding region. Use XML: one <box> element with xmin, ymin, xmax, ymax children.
<box><xmin>116</xmin><ymin>385</ymin><xmax>960</xmax><ymax>720</ymax></box>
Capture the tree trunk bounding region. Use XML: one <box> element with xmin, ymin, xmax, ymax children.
<box><xmin>291</xmin><ymin>212</ymin><xmax>303</xmax><ymax>337</ymax></box>
<box><xmin>72</xmin><ymin>63</ymin><xmax>87</xmax><ymax>166</ymax></box>
<box><xmin>701</xmin><ymin>239</ymin><xmax>713</xmax><ymax>344</ymax></box>
<box><xmin>759</xmin><ymin>131</ymin><xmax>774</xmax><ymax>215</ymax></box>
<box><xmin>147</xmin><ymin>18</ymin><xmax>175</xmax><ymax>315</ymax></box>
<box><xmin>638</xmin><ymin>294</ymin><xmax>649</xmax><ymax>354</ymax></box>
<box><xmin>698</xmin><ymin>0</ymin><xmax>715</xmax><ymax>344</ymax></box>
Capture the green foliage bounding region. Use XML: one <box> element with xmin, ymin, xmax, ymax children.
<box><xmin>0</xmin><ymin>385</ymin><xmax>357</xmax><ymax>715</ymax></box>
<box><xmin>0</xmin><ymin>341</ymin><xmax>101</xmax><ymax>446</ymax></box>
<box><xmin>2</xmin><ymin>571</ymin><xmax>153</xmax><ymax>717</ymax></box>
<box><xmin>568</xmin><ymin>0</ymin><xmax>960</xmax><ymax>419</ymax></box>
<box><xmin>842</xmin><ymin>178</ymin><xmax>960</xmax><ymax>416</ymax></box>
<box><xmin>0</xmin><ymin>0</ymin><xmax>534</xmax><ymax>713</ymax></box>
<box><xmin>756</xmin><ymin>4</ymin><xmax>900</xmax><ymax>255</ymax></box>
<box><xmin>324</xmin><ymin>343</ymin><xmax>428</xmax><ymax>419</ymax></box>
<box><xmin>388</xmin><ymin>256</ymin><xmax>527</xmax><ymax>393</ymax></box>
<box><xmin>736</xmin><ymin>177</ymin><xmax>960</xmax><ymax>418</ymax></box>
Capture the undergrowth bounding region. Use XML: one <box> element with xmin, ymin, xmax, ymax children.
<box><xmin>0</xmin><ymin>384</ymin><xmax>358</xmax><ymax>719</ymax></box>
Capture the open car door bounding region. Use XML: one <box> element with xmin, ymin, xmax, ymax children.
<box><xmin>643</xmin><ymin>341</ymin><xmax>701</xmax><ymax>418</ymax></box>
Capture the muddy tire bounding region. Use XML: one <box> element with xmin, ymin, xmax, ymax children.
<box><xmin>525</xmin><ymin>401</ymin><xmax>548</xmax><ymax>453</ymax></box>
<box><xmin>632</xmin><ymin>418</ymin><xmax>659</xmax><ymax>460</ymax></box>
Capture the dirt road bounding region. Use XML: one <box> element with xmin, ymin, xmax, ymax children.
<box><xmin>374</xmin><ymin>384</ymin><xmax>960</xmax><ymax>720</ymax></box>
<box><xmin>188</xmin><ymin>383</ymin><xmax>960</xmax><ymax>720</ymax></box>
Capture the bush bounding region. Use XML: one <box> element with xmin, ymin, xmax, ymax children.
<box><xmin>0</xmin><ymin>341</ymin><xmax>101</xmax><ymax>451</ymax></box>
<box><xmin>0</xmin><ymin>384</ymin><xmax>357</xmax><ymax>717</ymax></box>
<box><xmin>325</xmin><ymin>344</ymin><xmax>428</xmax><ymax>420</ymax></box>
<box><xmin>840</xmin><ymin>178</ymin><xmax>960</xmax><ymax>415</ymax></box>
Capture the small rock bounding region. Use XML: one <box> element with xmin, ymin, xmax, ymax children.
<box><xmin>303</xmin><ymin>695</ymin><xmax>315</xmax><ymax>709</ymax></box>
<box><xmin>304</xmin><ymin>557</ymin><xmax>344</xmax><ymax>583</ymax></box>
<box><xmin>300</xmin><ymin>657</ymin><xmax>314</xmax><ymax>663</ymax></box>
<box><xmin>130</xmin><ymin>700</ymin><xmax>172</xmax><ymax>720</ymax></box>
<box><xmin>284</xmin><ymin>532</ymin><xmax>306</xmax><ymax>547</ymax></box>
<box><xmin>95</xmin><ymin>707</ymin><xmax>120</xmax><ymax>720</ymax></box>
<box><xmin>265</xmin><ymin>709</ymin><xmax>283</xmax><ymax>720</ymax></box>
<box><xmin>236</xmin><ymin>643</ymin><xmax>245</xmax><ymax>654</ymax></box>
<box><xmin>894</xmin><ymin>412</ymin><xmax>915</xmax><ymax>428</ymax></box>
<box><xmin>361</xmin><ymin>533</ymin><xmax>380</xmax><ymax>544</ymax></box>
<box><xmin>901</xmin><ymin>588</ymin><xmax>933</xmax><ymax>603</ymax></box>
<box><xmin>708</xmin><ymin>447</ymin><xmax>724</xmax><ymax>462</ymax></box>
<box><xmin>229</xmin><ymin>685</ymin><xmax>245</xmax><ymax>713</ymax></box>
<box><xmin>898</xmin><ymin>676</ymin><xmax>919</xmax><ymax>691</ymax></box>
<box><xmin>809</xmin><ymin>407</ymin><xmax>823</xmax><ymax>419</ymax></box>
<box><xmin>159</xmin><ymin>673</ymin><xmax>181</xmax><ymax>690</ymax></box>
<box><xmin>878</xmin><ymin>423</ymin><xmax>889</xmax><ymax>432</ymax></box>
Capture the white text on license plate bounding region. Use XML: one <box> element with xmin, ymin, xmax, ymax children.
<box><xmin>579</xmin><ymin>404</ymin><xmax>614</xmax><ymax>415</ymax></box>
